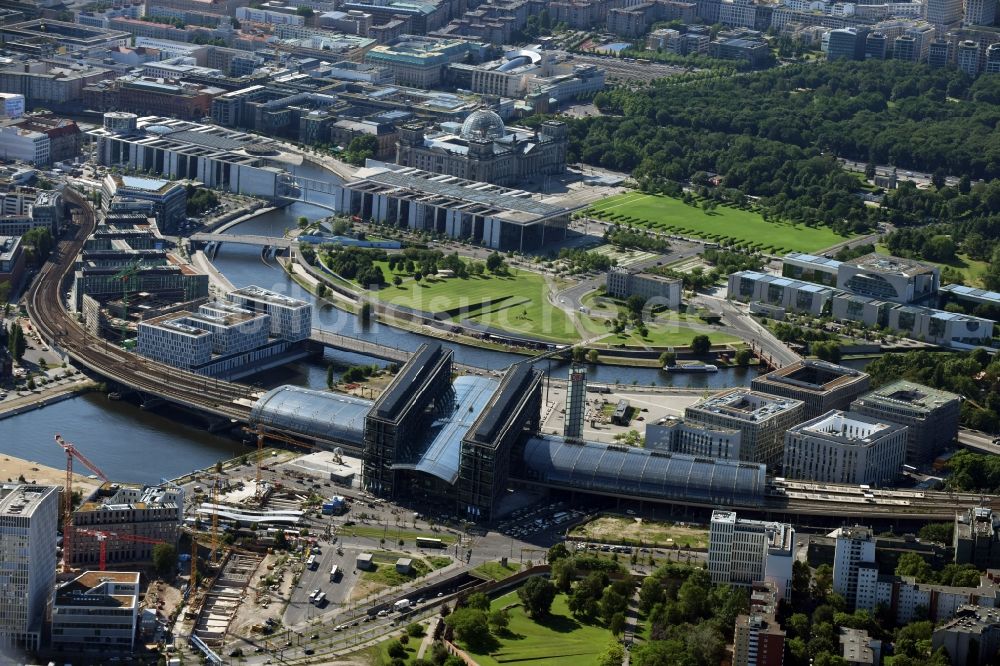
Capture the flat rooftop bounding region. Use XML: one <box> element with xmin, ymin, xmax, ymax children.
<box><xmin>371</xmin><ymin>341</ymin><xmax>449</xmax><ymax>420</ymax></box>
<box><xmin>784</xmin><ymin>251</ymin><xmax>842</xmax><ymax>270</ymax></box>
<box><xmin>791</xmin><ymin>409</ymin><xmax>902</xmax><ymax>444</ymax></box>
<box><xmin>755</xmin><ymin>359</ymin><xmax>868</xmax><ymax>394</ymax></box>
<box><xmin>858</xmin><ymin>380</ymin><xmax>960</xmax><ymax>411</ymax></box>
<box><xmin>688</xmin><ymin>388</ymin><xmax>802</xmax><ymax>423</ymax></box>
<box><xmin>844</xmin><ymin>252</ymin><xmax>937</xmax><ymax>277</ymax></box>
<box><xmin>0</xmin><ymin>483</ymin><xmax>57</xmax><ymax>517</ymax></box>
<box><xmin>941</xmin><ymin>283</ymin><xmax>1000</xmax><ymax>305</ymax></box>
<box><xmin>231</xmin><ymin>285</ymin><xmax>309</xmax><ymax>309</ymax></box>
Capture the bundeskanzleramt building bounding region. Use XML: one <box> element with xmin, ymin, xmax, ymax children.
<box><xmin>782</xmin><ymin>410</ymin><xmax>907</xmax><ymax>486</ymax></box>
<box><xmin>605</xmin><ymin>266</ymin><xmax>682</xmax><ymax>309</ymax></box>
<box><xmin>751</xmin><ymin>359</ymin><xmax>871</xmax><ymax>419</ymax></box>
<box><xmin>51</xmin><ymin>571</ymin><xmax>140</xmax><ymax>655</ymax></box>
<box><xmin>850</xmin><ymin>380</ymin><xmax>960</xmax><ymax>465</ymax></box>
<box><xmin>728</xmin><ymin>270</ymin><xmax>835</xmax><ymax>317</ymax></box>
<box><xmin>0</xmin><ymin>484</ymin><xmax>59</xmax><ymax>655</ymax></box>
<box><xmin>394</xmin><ymin>110</ymin><xmax>568</xmax><ymax>187</ymax></box>
<box><xmin>685</xmin><ymin>388</ymin><xmax>805</xmax><ymax>468</ymax></box>
<box><xmin>71</xmin><ymin>483</ymin><xmax>182</xmax><ymax>568</ymax></box>
<box><xmin>709</xmin><ymin>510</ymin><xmax>795</xmax><ymax>600</ymax></box>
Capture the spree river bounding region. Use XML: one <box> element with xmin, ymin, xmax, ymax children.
<box><xmin>0</xmin><ymin>159</ymin><xmax>765</xmax><ymax>483</ymax></box>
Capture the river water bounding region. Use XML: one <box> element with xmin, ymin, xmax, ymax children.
<box><xmin>0</xmin><ymin>159</ymin><xmax>760</xmax><ymax>482</ymax></box>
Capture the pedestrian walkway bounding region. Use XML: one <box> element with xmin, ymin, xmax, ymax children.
<box><xmin>417</xmin><ymin>618</ymin><xmax>440</xmax><ymax>660</ymax></box>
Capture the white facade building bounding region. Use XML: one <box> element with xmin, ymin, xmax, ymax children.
<box><xmin>235</xmin><ymin>6</ymin><xmax>306</xmax><ymax>25</ymax></box>
<box><xmin>782</xmin><ymin>410</ymin><xmax>907</xmax><ymax>486</ymax></box>
<box><xmin>137</xmin><ymin>314</ymin><xmax>213</xmax><ymax>368</ymax></box>
<box><xmin>0</xmin><ymin>484</ymin><xmax>59</xmax><ymax>654</ymax></box>
<box><xmin>51</xmin><ymin>571</ymin><xmax>141</xmax><ymax>654</ymax></box>
<box><xmin>0</xmin><ymin>93</ymin><xmax>24</xmax><ymax>119</ymax></box>
<box><xmin>606</xmin><ymin>266</ymin><xmax>682</xmax><ymax>308</ymax></box>
<box><xmin>0</xmin><ymin>126</ymin><xmax>50</xmax><ymax>165</ymax></box>
<box><xmin>709</xmin><ymin>510</ymin><xmax>795</xmax><ymax>600</ymax></box>
<box><xmin>227</xmin><ymin>286</ymin><xmax>311</xmax><ymax>342</ymax></box>
<box><xmin>832</xmin><ymin>525</ymin><xmax>876</xmax><ymax>608</ymax></box>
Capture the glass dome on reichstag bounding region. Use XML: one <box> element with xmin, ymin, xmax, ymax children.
<box><xmin>460</xmin><ymin>109</ymin><xmax>506</xmax><ymax>140</ymax></box>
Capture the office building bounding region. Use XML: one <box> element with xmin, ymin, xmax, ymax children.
<box><xmin>926</xmin><ymin>0</ymin><xmax>964</xmax><ymax>27</ymax></box>
<box><xmin>458</xmin><ymin>363</ymin><xmax>543</xmax><ymax>520</ymax></box>
<box><xmin>840</xmin><ymin>628</ymin><xmax>881</xmax><ymax>666</ymax></box>
<box><xmin>955</xmin><ymin>507</ymin><xmax>1000</xmax><ymax>570</ymax></box>
<box><xmin>333</xmin><ymin>163</ymin><xmax>578</xmax><ymax>252</ymax></box>
<box><xmin>71</xmin><ymin>483</ymin><xmax>182</xmax><ymax>568</ymax></box>
<box><xmin>0</xmin><ymin>93</ymin><xmax>23</xmax><ymax>119</ymax></box>
<box><xmin>782</xmin><ymin>410</ymin><xmax>907</xmax><ymax>486</ymax></box>
<box><xmin>137</xmin><ymin>303</ymin><xmax>271</xmax><ymax>370</ymax></box>
<box><xmin>837</xmin><ymin>253</ymin><xmax>939</xmax><ymax>305</ymax></box>
<box><xmin>834</xmin><ymin>295</ymin><xmax>994</xmax><ymax>349</ymax></box>
<box><xmin>235</xmin><ymin>6</ymin><xmax>306</xmax><ymax>25</ymax></box>
<box><xmin>101</xmin><ymin>174</ymin><xmax>187</xmax><ymax>234</ymax></box>
<box><xmin>83</xmin><ymin>76</ymin><xmax>223</xmax><ymax>121</ymax></box>
<box><xmin>728</xmin><ymin>270</ymin><xmax>835</xmax><ymax>318</ymax></box>
<box><xmin>893</xmin><ymin>34</ymin><xmax>919</xmax><ymax>61</ymax></box>
<box><xmin>0</xmin><ymin>124</ymin><xmax>48</xmax><ymax>164</ymax></box>
<box><xmin>227</xmin><ymin>286</ymin><xmax>311</xmax><ymax>342</ymax></box>
<box><xmin>850</xmin><ymin>380</ymin><xmax>960</xmax><ymax>464</ymax></box>
<box><xmin>752</xmin><ymin>360</ymin><xmax>871</xmax><ymax>419</ymax></box>
<box><xmin>0</xmin><ymin>235</ymin><xmax>24</xmax><ymax>290</ymax></box>
<box><xmin>685</xmin><ymin>388</ymin><xmax>805</xmax><ymax>467</ymax></box>
<box><xmin>865</xmin><ymin>31</ymin><xmax>888</xmax><ymax>59</ymax></box>
<box><xmin>828</xmin><ymin>27</ymin><xmax>868</xmax><ymax>60</ymax></box>
<box><xmin>733</xmin><ymin>582</ymin><xmax>785</xmax><ymax>666</ymax></box>
<box><xmin>0</xmin><ymin>62</ymin><xmax>114</xmax><ymax>110</ymax></box>
<box><xmin>709</xmin><ymin>510</ymin><xmax>794</xmax><ymax>600</ymax></box>
<box><xmin>51</xmin><ymin>571</ymin><xmax>141</xmax><ymax>654</ymax></box>
<box><xmin>958</xmin><ymin>39</ymin><xmax>982</xmax><ymax>76</ymax></box>
<box><xmin>933</xmin><ymin>606</ymin><xmax>1000</xmax><ymax>666</ymax></box>
<box><xmin>645</xmin><ymin>417</ymin><xmax>743</xmax><ymax>459</ymax></box>
<box><xmin>965</xmin><ymin>0</ymin><xmax>998</xmax><ymax>24</ymax></box>
<box><xmin>449</xmin><ymin>48</ymin><xmax>605</xmax><ymax>104</ymax></box>
<box><xmin>364</xmin><ymin>36</ymin><xmax>483</xmax><ymax>87</ymax></box>
<box><xmin>0</xmin><ymin>19</ymin><xmax>130</xmax><ymax>53</ymax></box>
<box><xmin>928</xmin><ymin>38</ymin><xmax>953</xmax><ymax>67</ymax></box>
<box><xmin>564</xmin><ymin>365</ymin><xmax>586</xmax><ymax>440</ymax></box>
<box><xmin>709</xmin><ymin>35</ymin><xmax>771</xmax><ymax>67</ymax></box>
<box><xmin>782</xmin><ymin>251</ymin><xmax>842</xmax><ymax>286</ymax></box>
<box><xmin>605</xmin><ymin>267</ymin><xmax>682</xmax><ymax>308</ymax></box>
<box><xmin>90</xmin><ymin>115</ymin><xmax>295</xmax><ymax>199</ymax></box>
<box><xmin>395</xmin><ymin>113</ymin><xmax>568</xmax><ymax>187</ymax></box>
<box><xmin>987</xmin><ymin>43</ymin><xmax>1000</xmax><ymax>73</ymax></box>
<box><xmin>0</xmin><ymin>484</ymin><xmax>59</xmax><ymax>654</ymax></box>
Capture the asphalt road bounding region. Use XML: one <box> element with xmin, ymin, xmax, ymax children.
<box><xmin>701</xmin><ymin>294</ymin><xmax>802</xmax><ymax>368</ymax></box>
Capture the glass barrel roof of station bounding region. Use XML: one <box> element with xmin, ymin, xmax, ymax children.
<box><xmin>250</xmin><ymin>386</ymin><xmax>372</xmax><ymax>447</ymax></box>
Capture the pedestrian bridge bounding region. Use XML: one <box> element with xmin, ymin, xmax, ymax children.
<box><xmin>191</xmin><ymin>233</ymin><xmax>295</xmax><ymax>249</ymax></box>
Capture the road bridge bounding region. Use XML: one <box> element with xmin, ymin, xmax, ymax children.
<box><xmin>191</xmin><ymin>233</ymin><xmax>295</xmax><ymax>249</ymax></box>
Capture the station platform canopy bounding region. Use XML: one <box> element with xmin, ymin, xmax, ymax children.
<box><xmin>250</xmin><ymin>385</ymin><xmax>372</xmax><ymax>447</ymax></box>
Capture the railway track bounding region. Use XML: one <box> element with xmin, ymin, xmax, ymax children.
<box><xmin>25</xmin><ymin>188</ymin><xmax>253</xmax><ymax>421</ymax></box>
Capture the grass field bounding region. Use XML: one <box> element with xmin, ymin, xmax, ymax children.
<box><xmin>371</xmin><ymin>264</ymin><xmax>579</xmax><ymax>344</ymax></box>
<box><xmin>472</xmin><ymin>561</ymin><xmax>522</xmax><ymax>581</ymax></box>
<box><xmin>464</xmin><ymin>592</ymin><xmax>613</xmax><ymax>666</ymax></box>
<box><xmin>587</xmin><ymin>192</ymin><xmax>852</xmax><ymax>254</ymax></box>
<box><xmin>570</xmin><ymin>515</ymin><xmax>710</xmax><ymax>549</ymax></box>
<box><xmin>361</xmin><ymin>551</ymin><xmax>436</xmax><ymax>588</ymax></box>
<box><xmin>596</xmin><ymin>324</ymin><xmax>740</xmax><ymax>348</ymax></box>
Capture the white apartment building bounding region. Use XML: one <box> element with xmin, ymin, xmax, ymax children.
<box><xmin>782</xmin><ymin>410</ymin><xmax>907</xmax><ymax>486</ymax></box>
<box><xmin>235</xmin><ymin>6</ymin><xmax>306</xmax><ymax>25</ymax></box>
<box><xmin>606</xmin><ymin>266</ymin><xmax>682</xmax><ymax>309</ymax></box>
<box><xmin>832</xmin><ymin>525</ymin><xmax>876</xmax><ymax>608</ymax></box>
<box><xmin>0</xmin><ymin>484</ymin><xmax>59</xmax><ymax>654</ymax></box>
<box><xmin>709</xmin><ymin>510</ymin><xmax>795</xmax><ymax>600</ymax></box>
<box><xmin>51</xmin><ymin>571</ymin><xmax>141</xmax><ymax>654</ymax></box>
<box><xmin>0</xmin><ymin>93</ymin><xmax>24</xmax><ymax>119</ymax></box>
<box><xmin>856</xmin><ymin>564</ymin><xmax>1000</xmax><ymax>624</ymax></box>
<box><xmin>228</xmin><ymin>285</ymin><xmax>312</xmax><ymax>342</ymax></box>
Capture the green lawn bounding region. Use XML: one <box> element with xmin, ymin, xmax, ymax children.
<box><xmin>463</xmin><ymin>592</ymin><xmax>614</xmax><ymax>666</ymax></box>
<box><xmin>596</xmin><ymin>324</ymin><xmax>741</xmax><ymax>348</ymax></box>
<box><xmin>362</xmin><ymin>551</ymin><xmax>431</xmax><ymax>587</ymax></box>
<box><xmin>472</xmin><ymin>561</ymin><xmax>522</xmax><ymax>581</ymax></box>
<box><xmin>570</xmin><ymin>515</ymin><xmax>710</xmax><ymax>549</ymax></box>
<box><xmin>371</xmin><ymin>265</ymin><xmax>579</xmax><ymax>344</ymax></box>
<box><xmin>587</xmin><ymin>192</ymin><xmax>853</xmax><ymax>254</ymax></box>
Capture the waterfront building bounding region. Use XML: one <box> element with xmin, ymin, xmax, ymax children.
<box><xmin>751</xmin><ymin>359</ymin><xmax>871</xmax><ymax>419</ymax></box>
<box><xmin>227</xmin><ymin>286</ymin><xmax>311</xmax><ymax>342</ymax></box>
<box><xmin>101</xmin><ymin>174</ymin><xmax>187</xmax><ymax>234</ymax></box>
<box><xmin>605</xmin><ymin>267</ymin><xmax>682</xmax><ymax>308</ymax></box>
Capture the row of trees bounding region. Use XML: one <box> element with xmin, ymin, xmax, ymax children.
<box><xmin>5</xmin><ymin>322</ymin><xmax>25</xmax><ymax>361</ymax></box>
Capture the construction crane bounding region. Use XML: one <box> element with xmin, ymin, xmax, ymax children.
<box><xmin>244</xmin><ymin>425</ymin><xmax>342</xmax><ymax>497</ymax></box>
<box><xmin>54</xmin><ymin>434</ymin><xmax>110</xmax><ymax>570</ymax></box>
<box><xmin>74</xmin><ymin>528</ymin><xmax>166</xmax><ymax>571</ymax></box>
<box><xmin>113</xmin><ymin>261</ymin><xmax>141</xmax><ymax>346</ymax></box>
